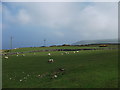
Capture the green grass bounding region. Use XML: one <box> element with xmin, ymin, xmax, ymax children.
<box><xmin>0</xmin><ymin>56</ymin><xmax>2</xmax><ymax>89</ymax></box>
<box><xmin>2</xmin><ymin>47</ymin><xmax>118</xmax><ymax>88</ymax></box>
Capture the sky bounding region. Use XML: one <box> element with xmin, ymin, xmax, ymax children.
<box><xmin>0</xmin><ymin>2</ymin><xmax>2</xmax><ymax>50</ymax></box>
<box><xmin>1</xmin><ymin>2</ymin><xmax>118</xmax><ymax>49</ymax></box>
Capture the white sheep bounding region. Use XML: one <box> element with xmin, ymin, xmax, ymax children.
<box><xmin>59</xmin><ymin>68</ymin><xmax>65</xmax><ymax>71</ymax></box>
<box><xmin>65</xmin><ymin>52</ymin><xmax>69</xmax><ymax>54</ymax></box>
<box><xmin>76</xmin><ymin>51</ymin><xmax>79</xmax><ymax>52</ymax></box>
<box><xmin>65</xmin><ymin>52</ymin><xmax>67</xmax><ymax>54</ymax></box>
<box><xmin>54</xmin><ymin>75</ymin><xmax>57</xmax><ymax>78</ymax></box>
<box><xmin>51</xmin><ymin>74</ymin><xmax>58</xmax><ymax>79</ymax></box>
<box><xmin>9</xmin><ymin>78</ymin><xmax>12</xmax><ymax>80</ymax></box>
<box><xmin>4</xmin><ymin>56</ymin><xmax>8</xmax><ymax>59</ymax></box>
<box><xmin>20</xmin><ymin>79</ymin><xmax>22</xmax><ymax>82</ymax></box>
<box><xmin>48</xmin><ymin>59</ymin><xmax>54</xmax><ymax>63</ymax></box>
<box><xmin>48</xmin><ymin>53</ymin><xmax>51</xmax><ymax>56</ymax></box>
<box><xmin>16</xmin><ymin>55</ymin><xmax>19</xmax><ymax>56</ymax></box>
<box><xmin>38</xmin><ymin>74</ymin><xmax>41</xmax><ymax>77</ymax></box>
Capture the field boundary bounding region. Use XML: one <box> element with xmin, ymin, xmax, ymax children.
<box><xmin>2</xmin><ymin>48</ymin><xmax>118</xmax><ymax>56</ymax></box>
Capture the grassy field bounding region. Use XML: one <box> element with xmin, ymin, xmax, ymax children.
<box><xmin>2</xmin><ymin>45</ymin><xmax>118</xmax><ymax>88</ymax></box>
<box><xmin>4</xmin><ymin>44</ymin><xmax>118</xmax><ymax>53</ymax></box>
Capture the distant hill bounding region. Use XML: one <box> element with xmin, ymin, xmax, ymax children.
<box><xmin>72</xmin><ymin>39</ymin><xmax>118</xmax><ymax>45</ymax></box>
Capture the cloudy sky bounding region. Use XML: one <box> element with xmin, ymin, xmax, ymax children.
<box><xmin>0</xmin><ymin>2</ymin><xmax>2</xmax><ymax>50</ymax></box>
<box><xmin>2</xmin><ymin>2</ymin><xmax>118</xmax><ymax>49</ymax></box>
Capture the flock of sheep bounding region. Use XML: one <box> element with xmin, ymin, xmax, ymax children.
<box><xmin>4</xmin><ymin>50</ymin><xmax>80</xmax><ymax>80</ymax></box>
<box><xmin>4</xmin><ymin>51</ymin><xmax>79</xmax><ymax>61</ymax></box>
<box><xmin>47</xmin><ymin>51</ymin><xmax>79</xmax><ymax>63</ymax></box>
<box><xmin>8</xmin><ymin>67</ymin><xmax>65</xmax><ymax>82</ymax></box>
<box><xmin>4</xmin><ymin>53</ymin><xmax>25</xmax><ymax>59</ymax></box>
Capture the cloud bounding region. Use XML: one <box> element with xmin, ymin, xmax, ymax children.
<box><xmin>17</xmin><ymin>9</ymin><xmax>31</xmax><ymax>24</ymax></box>
<box><xmin>0</xmin><ymin>3</ymin><xmax>2</xmax><ymax>49</ymax></box>
<box><xmin>53</xmin><ymin>31</ymin><xmax>64</xmax><ymax>38</ymax></box>
<box><xmin>68</xmin><ymin>3</ymin><xmax>118</xmax><ymax>40</ymax></box>
<box><xmin>2</xmin><ymin>2</ymin><xmax>118</xmax><ymax>41</ymax></box>
<box><xmin>2</xmin><ymin>5</ymin><xmax>31</xmax><ymax>26</ymax></box>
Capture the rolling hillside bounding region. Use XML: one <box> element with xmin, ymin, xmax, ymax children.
<box><xmin>72</xmin><ymin>39</ymin><xmax>118</xmax><ymax>45</ymax></box>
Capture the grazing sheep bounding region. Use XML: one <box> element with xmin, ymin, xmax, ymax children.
<box><xmin>73</xmin><ymin>51</ymin><xmax>76</xmax><ymax>53</ymax></box>
<box><xmin>76</xmin><ymin>51</ymin><xmax>79</xmax><ymax>52</ymax></box>
<box><xmin>16</xmin><ymin>52</ymin><xmax>19</xmax><ymax>54</ymax></box>
<box><xmin>37</xmin><ymin>75</ymin><xmax>41</xmax><ymax>77</ymax></box>
<box><xmin>9</xmin><ymin>78</ymin><xmax>12</xmax><ymax>80</ymax></box>
<box><xmin>20</xmin><ymin>79</ymin><xmax>22</xmax><ymax>82</ymax></box>
<box><xmin>65</xmin><ymin>52</ymin><xmax>67</xmax><ymax>54</ymax></box>
<box><xmin>48</xmin><ymin>53</ymin><xmax>51</xmax><ymax>56</ymax></box>
<box><xmin>54</xmin><ymin>75</ymin><xmax>57</xmax><ymax>78</ymax></box>
<box><xmin>59</xmin><ymin>68</ymin><xmax>65</xmax><ymax>71</ymax></box>
<box><xmin>51</xmin><ymin>74</ymin><xmax>57</xmax><ymax>79</ymax></box>
<box><xmin>65</xmin><ymin>52</ymin><xmax>69</xmax><ymax>54</ymax></box>
<box><xmin>48</xmin><ymin>59</ymin><xmax>54</xmax><ymax>63</ymax></box>
<box><xmin>4</xmin><ymin>56</ymin><xmax>8</xmax><ymax>59</ymax></box>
